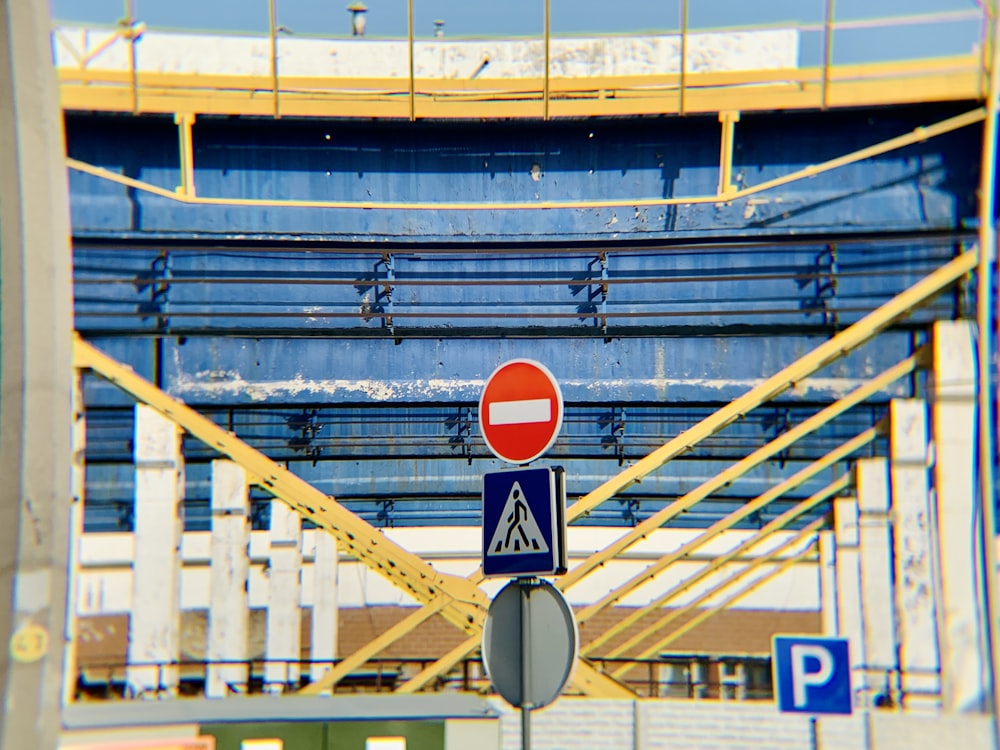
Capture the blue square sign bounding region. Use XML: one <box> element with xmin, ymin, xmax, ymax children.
<box><xmin>773</xmin><ymin>635</ymin><xmax>852</xmax><ymax>715</ymax></box>
<box><xmin>482</xmin><ymin>466</ymin><xmax>566</xmax><ymax>578</ymax></box>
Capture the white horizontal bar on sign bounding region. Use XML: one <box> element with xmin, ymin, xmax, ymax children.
<box><xmin>489</xmin><ymin>398</ymin><xmax>551</xmax><ymax>425</ymax></box>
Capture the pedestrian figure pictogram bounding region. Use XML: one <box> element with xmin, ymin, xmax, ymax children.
<box><xmin>482</xmin><ymin>466</ymin><xmax>565</xmax><ymax>577</ymax></box>
<box><xmin>487</xmin><ymin>481</ymin><xmax>550</xmax><ymax>556</ymax></box>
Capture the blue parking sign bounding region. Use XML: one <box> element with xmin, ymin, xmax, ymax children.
<box><xmin>773</xmin><ymin>636</ymin><xmax>852</xmax><ymax>715</ymax></box>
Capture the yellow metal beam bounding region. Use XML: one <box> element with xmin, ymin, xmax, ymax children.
<box><xmin>717</xmin><ymin>110</ymin><xmax>740</xmax><ymax>197</ymax></box>
<box><xmin>75</xmin><ymin>335</ymin><xmax>631</xmax><ymax>699</ymax></box>
<box><xmin>556</xmin><ymin>350</ymin><xmax>916</xmax><ymax>595</ymax></box>
<box><xmin>578</xmin><ymin>347</ymin><xmax>927</xmax><ymax>636</ymax></box>
<box><xmin>174</xmin><ymin>113</ymin><xmax>196</xmax><ymax>197</ymax></box>
<box><xmin>56</xmin><ymin>55</ymin><xmax>983</xmax><ymax>120</ymax></box>
<box><xmin>587</xmin><ymin>478</ymin><xmax>849</xmax><ymax>659</ymax></box>
<box><xmin>560</xmin><ymin>249</ymin><xmax>975</xmax><ymax>531</ymax></box>
<box><xmin>314</xmin><ymin>252</ymin><xmax>971</xmax><ymax>687</ymax></box>
<box><xmin>53</xmin><ymin>54</ymin><xmax>978</xmax><ymax>97</ymax></box>
<box><xmin>396</xmin><ymin>635</ymin><xmax>480</xmax><ymax>694</ymax></box>
<box><xmin>608</xmin><ymin>523</ymin><xmax>823</xmax><ymax>679</ymax></box>
<box><xmin>64</xmin><ymin>108</ymin><xmax>984</xmax><ymax>211</ymax></box>
<box><xmin>298</xmin><ymin>598</ymin><xmax>449</xmax><ymax>695</ymax></box>
<box><xmin>72</xmin><ymin>335</ymin><xmax>489</xmax><ymax>633</ymax></box>
<box><xmin>567</xmin><ymin>425</ymin><xmax>880</xmax><ymax>621</ymax></box>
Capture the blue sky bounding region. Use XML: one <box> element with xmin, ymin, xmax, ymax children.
<box><xmin>50</xmin><ymin>0</ymin><xmax>984</xmax><ymax>65</ymax></box>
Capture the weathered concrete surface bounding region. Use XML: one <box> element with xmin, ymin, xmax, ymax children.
<box><xmin>53</xmin><ymin>26</ymin><xmax>798</xmax><ymax>78</ymax></box>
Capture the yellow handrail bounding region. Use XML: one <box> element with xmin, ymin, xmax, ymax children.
<box><xmin>64</xmin><ymin>107</ymin><xmax>985</xmax><ymax>211</ymax></box>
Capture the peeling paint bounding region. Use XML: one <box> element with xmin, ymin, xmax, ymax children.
<box><xmin>172</xmin><ymin>371</ymin><xmax>896</xmax><ymax>402</ymax></box>
<box><xmin>174</xmin><ymin>370</ymin><xmax>489</xmax><ymax>402</ymax></box>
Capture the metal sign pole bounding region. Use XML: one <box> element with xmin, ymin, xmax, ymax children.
<box><xmin>520</xmin><ymin>577</ymin><xmax>536</xmax><ymax>750</ymax></box>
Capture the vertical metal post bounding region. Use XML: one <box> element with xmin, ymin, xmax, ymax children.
<box><xmin>175</xmin><ymin>113</ymin><xmax>196</xmax><ymax>197</ymax></box>
<box><xmin>679</xmin><ymin>0</ymin><xmax>688</xmax><ymax>115</ymax></box>
<box><xmin>821</xmin><ymin>0</ymin><xmax>835</xmax><ymax>109</ymax></box>
<box><xmin>408</xmin><ymin>0</ymin><xmax>415</xmax><ymax>121</ymax></box>
<box><xmin>979</xmin><ymin>3</ymin><xmax>993</xmax><ymax>100</ymax></box>
<box><xmin>125</xmin><ymin>0</ymin><xmax>138</xmax><ymax>112</ymax></box>
<box><xmin>543</xmin><ymin>0</ymin><xmax>550</xmax><ymax>121</ymax></box>
<box><xmin>520</xmin><ymin>578</ymin><xmax>533</xmax><ymax>750</ymax></box>
<box><xmin>716</xmin><ymin>111</ymin><xmax>740</xmax><ymax>197</ymax></box>
<box><xmin>977</xmin><ymin>1</ymin><xmax>1000</xmax><ymax>734</ymax></box>
<box><xmin>269</xmin><ymin>0</ymin><xmax>280</xmax><ymax>118</ymax></box>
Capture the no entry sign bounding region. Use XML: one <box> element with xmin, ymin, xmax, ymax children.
<box><xmin>479</xmin><ymin>359</ymin><xmax>563</xmax><ymax>464</ymax></box>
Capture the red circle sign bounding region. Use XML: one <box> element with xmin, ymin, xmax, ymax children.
<box><xmin>479</xmin><ymin>359</ymin><xmax>564</xmax><ymax>464</ymax></box>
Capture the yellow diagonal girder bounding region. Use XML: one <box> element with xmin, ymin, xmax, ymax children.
<box><xmin>301</xmin><ymin>249</ymin><xmax>974</xmax><ymax>694</ymax></box>
<box><xmin>555</xmin><ymin>348</ymin><xmax>915</xmax><ymax>597</ymax></box>
<box><xmin>559</xmin><ymin>249</ymin><xmax>975</xmax><ymax>531</ymax></box>
<box><xmin>587</xmin><ymin>477</ymin><xmax>850</xmax><ymax>658</ymax></box>
<box><xmin>396</xmin><ymin>635</ymin><xmax>481</xmax><ymax>694</ymax></box>
<box><xmin>75</xmin><ymin>335</ymin><xmax>631</xmax><ymax>699</ymax></box>
<box><xmin>298</xmin><ymin>598</ymin><xmax>449</xmax><ymax>695</ymax></box>
<box><xmin>568</xmin><ymin>424</ymin><xmax>880</xmax><ymax>623</ymax></box>
<box><xmin>609</xmin><ymin>531</ymin><xmax>823</xmax><ymax>678</ymax></box>
<box><xmin>72</xmin><ymin>336</ymin><xmax>489</xmax><ymax>634</ymax></box>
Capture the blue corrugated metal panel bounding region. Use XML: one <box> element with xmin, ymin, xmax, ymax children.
<box><xmin>73</xmin><ymin>239</ymin><xmax>960</xmax><ymax>336</ymax></box>
<box><xmin>82</xmin><ymin>452</ymin><xmax>866</xmax><ymax>532</ymax></box>
<box><xmin>81</xmin><ymin>341</ymin><xmax>157</xmax><ymax>408</ymax></box>
<box><xmin>82</xmin><ymin>402</ymin><xmax>884</xmax><ymax>464</ymax></box>
<box><xmin>65</xmin><ymin>105</ymin><xmax>979</xmax><ymax>242</ymax></box>
<box><xmin>147</xmin><ymin>333</ymin><xmax>913</xmax><ymax>407</ymax></box>
<box><xmin>68</xmin><ymin>103</ymin><xmax>974</xmax><ymax>530</ymax></box>
<box><xmin>81</xmin><ymin>392</ymin><xmax>883</xmax><ymax>531</ymax></box>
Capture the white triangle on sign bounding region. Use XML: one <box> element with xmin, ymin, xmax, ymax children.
<box><xmin>487</xmin><ymin>481</ymin><xmax>550</xmax><ymax>556</ymax></box>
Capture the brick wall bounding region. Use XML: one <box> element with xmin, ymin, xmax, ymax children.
<box><xmin>489</xmin><ymin>698</ymin><xmax>996</xmax><ymax>750</ymax></box>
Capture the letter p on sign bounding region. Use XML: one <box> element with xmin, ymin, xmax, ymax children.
<box><xmin>773</xmin><ymin>636</ymin><xmax>852</xmax><ymax>715</ymax></box>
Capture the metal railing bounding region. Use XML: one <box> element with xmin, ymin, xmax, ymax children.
<box><xmin>73</xmin><ymin>654</ymin><xmax>779</xmax><ymax>701</ymax></box>
<box><xmin>51</xmin><ymin>3</ymin><xmax>989</xmax><ymax>119</ymax></box>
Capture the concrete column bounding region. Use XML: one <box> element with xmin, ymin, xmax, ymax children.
<box><xmin>206</xmin><ymin>460</ymin><xmax>250</xmax><ymax>698</ymax></box>
<box><xmin>856</xmin><ymin>458</ymin><xmax>898</xmax><ymax>707</ymax></box>
<box><xmin>0</xmin><ymin>0</ymin><xmax>74</xmax><ymax>746</ymax></box>
<box><xmin>818</xmin><ymin>530</ymin><xmax>838</xmax><ymax>636</ymax></box>
<box><xmin>929</xmin><ymin>320</ymin><xmax>988</xmax><ymax>712</ymax></box>
<box><xmin>310</xmin><ymin>530</ymin><xmax>339</xmax><ymax>688</ymax></box>
<box><xmin>264</xmin><ymin>500</ymin><xmax>302</xmax><ymax>693</ymax></box>
<box><xmin>126</xmin><ymin>405</ymin><xmax>184</xmax><ymax>697</ymax></box>
<box><xmin>889</xmin><ymin>399</ymin><xmax>940</xmax><ymax>710</ymax></box>
<box><xmin>833</xmin><ymin>495</ymin><xmax>867</xmax><ymax>702</ymax></box>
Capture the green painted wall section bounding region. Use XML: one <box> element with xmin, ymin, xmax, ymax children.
<box><xmin>202</xmin><ymin>719</ymin><xmax>445</xmax><ymax>750</ymax></box>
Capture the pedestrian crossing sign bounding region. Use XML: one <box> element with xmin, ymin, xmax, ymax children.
<box><xmin>482</xmin><ymin>466</ymin><xmax>566</xmax><ymax>577</ymax></box>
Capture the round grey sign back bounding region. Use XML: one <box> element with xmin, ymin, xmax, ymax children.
<box><xmin>481</xmin><ymin>578</ymin><xmax>578</xmax><ymax>709</ymax></box>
